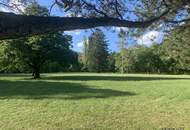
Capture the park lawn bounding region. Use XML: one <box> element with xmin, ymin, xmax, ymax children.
<box><xmin>0</xmin><ymin>73</ymin><xmax>190</xmax><ymax>130</ymax></box>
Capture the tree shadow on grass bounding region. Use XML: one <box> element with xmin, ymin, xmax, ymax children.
<box><xmin>43</xmin><ymin>75</ymin><xmax>190</xmax><ymax>81</ymax></box>
<box><xmin>0</xmin><ymin>80</ymin><xmax>136</xmax><ymax>100</ymax></box>
<box><xmin>0</xmin><ymin>73</ymin><xmax>31</xmax><ymax>77</ymax></box>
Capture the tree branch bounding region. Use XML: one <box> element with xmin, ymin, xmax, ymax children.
<box><xmin>81</xmin><ymin>0</ymin><xmax>108</xmax><ymax>17</ymax></box>
<box><xmin>114</xmin><ymin>0</ymin><xmax>123</xmax><ymax>19</ymax></box>
<box><xmin>166</xmin><ymin>18</ymin><xmax>190</xmax><ymax>24</ymax></box>
<box><xmin>0</xmin><ymin>10</ymin><xmax>169</xmax><ymax>40</ymax></box>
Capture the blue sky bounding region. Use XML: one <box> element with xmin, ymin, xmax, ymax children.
<box><xmin>37</xmin><ymin>0</ymin><xmax>164</xmax><ymax>52</ymax></box>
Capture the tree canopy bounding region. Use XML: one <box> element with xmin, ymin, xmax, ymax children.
<box><xmin>0</xmin><ymin>2</ymin><xmax>77</xmax><ymax>78</ymax></box>
<box><xmin>80</xmin><ymin>29</ymin><xmax>109</xmax><ymax>72</ymax></box>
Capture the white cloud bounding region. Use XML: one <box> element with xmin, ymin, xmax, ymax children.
<box><xmin>76</xmin><ymin>38</ymin><xmax>89</xmax><ymax>49</ymax></box>
<box><xmin>114</xmin><ymin>27</ymin><xmax>128</xmax><ymax>32</ymax></box>
<box><xmin>65</xmin><ymin>30</ymin><xmax>82</xmax><ymax>35</ymax></box>
<box><xmin>0</xmin><ymin>6</ymin><xmax>11</xmax><ymax>12</ymax></box>
<box><xmin>137</xmin><ymin>31</ymin><xmax>163</xmax><ymax>46</ymax></box>
<box><xmin>77</xmin><ymin>41</ymin><xmax>84</xmax><ymax>48</ymax></box>
<box><xmin>65</xmin><ymin>12</ymin><xmax>72</xmax><ymax>17</ymax></box>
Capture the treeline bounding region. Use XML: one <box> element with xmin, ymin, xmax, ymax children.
<box><xmin>1</xmin><ymin>25</ymin><xmax>190</xmax><ymax>78</ymax></box>
<box><xmin>0</xmin><ymin>2</ymin><xmax>190</xmax><ymax>78</ymax></box>
<box><xmin>78</xmin><ymin>28</ymin><xmax>190</xmax><ymax>74</ymax></box>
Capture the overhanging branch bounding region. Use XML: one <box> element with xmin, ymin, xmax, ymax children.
<box><xmin>0</xmin><ymin>10</ymin><xmax>169</xmax><ymax>40</ymax></box>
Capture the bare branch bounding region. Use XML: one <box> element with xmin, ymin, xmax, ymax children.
<box><xmin>114</xmin><ymin>0</ymin><xmax>123</xmax><ymax>19</ymax></box>
<box><xmin>81</xmin><ymin>0</ymin><xmax>108</xmax><ymax>17</ymax></box>
<box><xmin>0</xmin><ymin>1</ymin><xmax>24</xmax><ymax>14</ymax></box>
<box><xmin>49</xmin><ymin>1</ymin><xmax>57</xmax><ymax>15</ymax></box>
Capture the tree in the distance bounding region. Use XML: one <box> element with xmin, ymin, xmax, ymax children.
<box><xmin>87</xmin><ymin>29</ymin><xmax>109</xmax><ymax>72</ymax></box>
<box><xmin>160</xmin><ymin>26</ymin><xmax>190</xmax><ymax>74</ymax></box>
<box><xmin>107</xmin><ymin>52</ymin><xmax>116</xmax><ymax>72</ymax></box>
<box><xmin>117</xmin><ymin>29</ymin><xmax>128</xmax><ymax>73</ymax></box>
<box><xmin>132</xmin><ymin>45</ymin><xmax>163</xmax><ymax>73</ymax></box>
<box><xmin>81</xmin><ymin>37</ymin><xmax>89</xmax><ymax>71</ymax></box>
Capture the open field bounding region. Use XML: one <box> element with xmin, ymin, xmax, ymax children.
<box><xmin>0</xmin><ymin>73</ymin><xmax>190</xmax><ymax>130</ymax></box>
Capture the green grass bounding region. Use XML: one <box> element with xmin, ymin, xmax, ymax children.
<box><xmin>0</xmin><ymin>73</ymin><xmax>190</xmax><ymax>130</ymax></box>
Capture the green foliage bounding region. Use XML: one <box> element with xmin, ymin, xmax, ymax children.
<box><xmin>0</xmin><ymin>2</ymin><xmax>78</xmax><ymax>78</ymax></box>
<box><xmin>78</xmin><ymin>24</ymin><xmax>190</xmax><ymax>74</ymax></box>
<box><xmin>128</xmin><ymin>45</ymin><xmax>161</xmax><ymax>73</ymax></box>
<box><xmin>117</xmin><ymin>29</ymin><xmax>128</xmax><ymax>73</ymax></box>
<box><xmin>114</xmin><ymin>24</ymin><xmax>190</xmax><ymax>74</ymax></box>
<box><xmin>115</xmin><ymin>48</ymin><xmax>130</xmax><ymax>73</ymax></box>
<box><xmin>81</xmin><ymin>29</ymin><xmax>109</xmax><ymax>72</ymax></box>
<box><xmin>115</xmin><ymin>44</ymin><xmax>166</xmax><ymax>74</ymax></box>
<box><xmin>24</xmin><ymin>1</ymin><xmax>49</xmax><ymax>16</ymax></box>
<box><xmin>0</xmin><ymin>33</ymin><xmax>76</xmax><ymax>72</ymax></box>
<box><xmin>160</xmin><ymin>26</ymin><xmax>190</xmax><ymax>74</ymax></box>
<box><xmin>107</xmin><ymin>52</ymin><xmax>116</xmax><ymax>72</ymax></box>
<box><xmin>80</xmin><ymin>37</ymin><xmax>89</xmax><ymax>71</ymax></box>
<box><xmin>0</xmin><ymin>41</ymin><xmax>28</xmax><ymax>73</ymax></box>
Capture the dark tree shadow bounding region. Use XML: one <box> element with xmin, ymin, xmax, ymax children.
<box><xmin>43</xmin><ymin>75</ymin><xmax>190</xmax><ymax>81</ymax></box>
<box><xmin>0</xmin><ymin>73</ymin><xmax>31</xmax><ymax>77</ymax></box>
<box><xmin>0</xmin><ymin>80</ymin><xmax>136</xmax><ymax>100</ymax></box>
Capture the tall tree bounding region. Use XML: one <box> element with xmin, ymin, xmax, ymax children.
<box><xmin>160</xmin><ymin>26</ymin><xmax>190</xmax><ymax>73</ymax></box>
<box><xmin>87</xmin><ymin>29</ymin><xmax>109</xmax><ymax>72</ymax></box>
<box><xmin>81</xmin><ymin>36</ymin><xmax>89</xmax><ymax>71</ymax></box>
<box><xmin>115</xmin><ymin>48</ymin><xmax>133</xmax><ymax>73</ymax></box>
<box><xmin>117</xmin><ymin>29</ymin><xmax>128</xmax><ymax>73</ymax></box>
<box><xmin>107</xmin><ymin>52</ymin><xmax>116</xmax><ymax>72</ymax></box>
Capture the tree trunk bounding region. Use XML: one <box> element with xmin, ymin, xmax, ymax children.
<box><xmin>32</xmin><ymin>67</ymin><xmax>40</xmax><ymax>79</ymax></box>
<box><xmin>0</xmin><ymin>11</ymin><xmax>169</xmax><ymax>40</ymax></box>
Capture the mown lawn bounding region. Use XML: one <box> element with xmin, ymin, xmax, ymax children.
<box><xmin>0</xmin><ymin>73</ymin><xmax>190</xmax><ymax>130</ymax></box>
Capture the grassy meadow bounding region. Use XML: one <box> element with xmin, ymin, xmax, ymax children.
<box><xmin>0</xmin><ymin>73</ymin><xmax>190</xmax><ymax>130</ymax></box>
